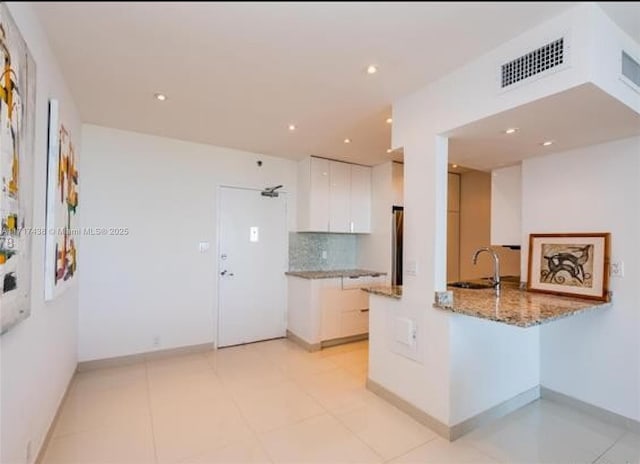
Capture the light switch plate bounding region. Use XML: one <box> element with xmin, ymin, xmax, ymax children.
<box><xmin>250</xmin><ymin>226</ymin><xmax>259</xmax><ymax>242</ymax></box>
<box><xmin>198</xmin><ymin>241</ymin><xmax>210</xmax><ymax>253</ymax></box>
<box><xmin>610</xmin><ymin>260</ymin><xmax>624</xmax><ymax>278</ymax></box>
<box><xmin>405</xmin><ymin>259</ymin><xmax>417</xmax><ymax>276</ymax></box>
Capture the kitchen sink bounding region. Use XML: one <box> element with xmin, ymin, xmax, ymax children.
<box><xmin>448</xmin><ymin>281</ymin><xmax>496</xmax><ymax>290</ymax></box>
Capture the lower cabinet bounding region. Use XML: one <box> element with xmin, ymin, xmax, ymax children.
<box><xmin>320</xmin><ymin>284</ymin><xmax>370</xmax><ymax>341</ymax></box>
<box><xmin>286</xmin><ymin>275</ymin><xmax>383</xmax><ymax>348</ymax></box>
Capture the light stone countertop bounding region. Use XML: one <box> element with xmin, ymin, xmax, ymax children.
<box><xmin>285</xmin><ymin>269</ymin><xmax>386</xmax><ymax>279</ymax></box>
<box><xmin>434</xmin><ymin>283</ymin><xmax>612</xmax><ymax>328</ymax></box>
<box><xmin>362</xmin><ymin>285</ymin><xmax>402</xmax><ymax>299</ymax></box>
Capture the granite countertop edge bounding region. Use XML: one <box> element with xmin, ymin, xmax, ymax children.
<box><xmin>285</xmin><ymin>269</ymin><xmax>387</xmax><ymax>279</ymax></box>
<box><xmin>362</xmin><ymin>286</ymin><xmax>402</xmax><ymax>299</ymax></box>
<box><xmin>433</xmin><ymin>286</ymin><xmax>612</xmax><ymax>328</ymax></box>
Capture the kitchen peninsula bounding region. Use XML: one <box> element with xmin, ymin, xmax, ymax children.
<box><xmin>434</xmin><ymin>282</ymin><xmax>611</xmax><ymax>328</ymax></box>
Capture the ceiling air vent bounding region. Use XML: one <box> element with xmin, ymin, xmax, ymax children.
<box><xmin>501</xmin><ymin>38</ymin><xmax>565</xmax><ymax>88</ymax></box>
<box><xmin>621</xmin><ymin>51</ymin><xmax>640</xmax><ymax>89</ymax></box>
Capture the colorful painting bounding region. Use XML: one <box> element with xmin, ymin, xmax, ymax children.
<box><xmin>527</xmin><ymin>233</ymin><xmax>610</xmax><ymax>301</ymax></box>
<box><xmin>0</xmin><ymin>4</ymin><xmax>36</xmax><ymax>334</ymax></box>
<box><xmin>45</xmin><ymin>99</ymin><xmax>78</xmax><ymax>300</ymax></box>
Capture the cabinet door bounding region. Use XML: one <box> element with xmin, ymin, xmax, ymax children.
<box><xmin>340</xmin><ymin>310</ymin><xmax>369</xmax><ymax>337</ymax></box>
<box><xmin>309</xmin><ymin>157</ymin><xmax>330</xmax><ymax>231</ymax></box>
<box><xmin>329</xmin><ymin>161</ymin><xmax>351</xmax><ymax>233</ymax></box>
<box><xmin>320</xmin><ymin>285</ymin><xmax>343</xmax><ymax>341</ymax></box>
<box><xmin>490</xmin><ymin>165</ymin><xmax>521</xmax><ymax>246</ymax></box>
<box><xmin>350</xmin><ymin>165</ymin><xmax>372</xmax><ymax>233</ymax></box>
<box><xmin>447</xmin><ymin>211</ymin><xmax>460</xmax><ymax>283</ymax></box>
<box><xmin>448</xmin><ymin>173</ymin><xmax>460</xmax><ymax>212</ymax></box>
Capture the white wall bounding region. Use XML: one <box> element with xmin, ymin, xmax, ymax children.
<box><xmin>372</xmin><ymin>3</ymin><xmax>636</xmax><ymax>427</ymax></box>
<box><xmin>358</xmin><ymin>161</ymin><xmax>395</xmax><ymax>279</ymax></box>
<box><xmin>450</xmin><ymin>317</ymin><xmax>539</xmax><ymax>424</ymax></box>
<box><xmin>0</xmin><ymin>3</ymin><xmax>81</xmax><ymax>463</ymax></box>
<box><xmin>79</xmin><ymin>125</ymin><xmax>297</xmax><ymax>361</ymax></box>
<box><xmin>522</xmin><ymin>136</ymin><xmax>640</xmax><ymax>422</ymax></box>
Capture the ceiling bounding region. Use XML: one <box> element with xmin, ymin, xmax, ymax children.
<box><xmin>34</xmin><ymin>2</ymin><xmax>587</xmax><ymax>166</ymax></box>
<box><xmin>447</xmin><ymin>82</ymin><xmax>640</xmax><ymax>171</ymax></box>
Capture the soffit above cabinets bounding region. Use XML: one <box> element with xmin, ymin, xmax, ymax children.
<box><xmin>447</xmin><ymin>83</ymin><xmax>640</xmax><ymax>172</ymax></box>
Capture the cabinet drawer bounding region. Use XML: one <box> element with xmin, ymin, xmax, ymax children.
<box><xmin>339</xmin><ymin>288</ymin><xmax>368</xmax><ymax>312</ymax></box>
<box><xmin>341</xmin><ymin>275</ymin><xmax>383</xmax><ymax>289</ymax></box>
<box><xmin>340</xmin><ymin>309</ymin><xmax>369</xmax><ymax>337</ymax></box>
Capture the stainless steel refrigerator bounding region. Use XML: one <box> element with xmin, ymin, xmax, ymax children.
<box><xmin>392</xmin><ymin>206</ymin><xmax>404</xmax><ymax>286</ymax></box>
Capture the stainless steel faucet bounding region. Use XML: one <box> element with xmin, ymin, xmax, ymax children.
<box><xmin>473</xmin><ymin>247</ymin><xmax>501</xmax><ymax>295</ymax></box>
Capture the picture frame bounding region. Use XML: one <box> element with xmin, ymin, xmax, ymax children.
<box><xmin>44</xmin><ymin>99</ymin><xmax>79</xmax><ymax>301</ymax></box>
<box><xmin>527</xmin><ymin>233</ymin><xmax>610</xmax><ymax>301</ymax></box>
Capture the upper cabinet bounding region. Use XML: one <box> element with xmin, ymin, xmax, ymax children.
<box><xmin>392</xmin><ymin>162</ymin><xmax>404</xmax><ymax>206</ymax></box>
<box><xmin>349</xmin><ymin>165</ymin><xmax>372</xmax><ymax>233</ymax></box>
<box><xmin>329</xmin><ymin>161</ymin><xmax>351</xmax><ymax>232</ymax></box>
<box><xmin>447</xmin><ymin>172</ymin><xmax>460</xmax><ymax>212</ymax></box>
<box><xmin>307</xmin><ymin>157</ymin><xmax>331</xmax><ymax>231</ymax></box>
<box><xmin>490</xmin><ymin>164</ymin><xmax>522</xmax><ymax>246</ymax></box>
<box><xmin>298</xmin><ymin>156</ymin><xmax>372</xmax><ymax>233</ymax></box>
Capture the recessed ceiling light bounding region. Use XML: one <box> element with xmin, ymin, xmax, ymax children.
<box><xmin>542</xmin><ymin>140</ymin><xmax>554</xmax><ymax>146</ymax></box>
<box><xmin>504</xmin><ymin>128</ymin><xmax>518</xmax><ymax>134</ymax></box>
<box><xmin>386</xmin><ymin>117</ymin><xmax>392</xmax><ymax>124</ymax></box>
<box><xmin>344</xmin><ymin>138</ymin><xmax>351</xmax><ymax>144</ymax></box>
<box><xmin>367</xmin><ymin>65</ymin><xmax>377</xmax><ymax>75</ymax></box>
<box><xmin>386</xmin><ymin>148</ymin><xmax>393</xmax><ymax>153</ymax></box>
<box><xmin>288</xmin><ymin>124</ymin><xmax>296</xmax><ymax>131</ymax></box>
<box><xmin>452</xmin><ymin>164</ymin><xmax>458</xmax><ymax>168</ymax></box>
<box><xmin>154</xmin><ymin>93</ymin><xmax>167</xmax><ymax>101</ymax></box>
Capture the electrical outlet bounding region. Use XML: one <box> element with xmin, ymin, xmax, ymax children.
<box><xmin>610</xmin><ymin>260</ymin><xmax>625</xmax><ymax>278</ymax></box>
<box><xmin>405</xmin><ymin>259</ymin><xmax>418</xmax><ymax>276</ymax></box>
<box><xmin>152</xmin><ymin>336</ymin><xmax>161</xmax><ymax>347</ymax></box>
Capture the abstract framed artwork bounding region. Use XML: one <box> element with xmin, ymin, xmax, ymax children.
<box><xmin>0</xmin><ymin>4</ymin><xmax>36</xmax><ymax>335</ymax></box>
<box><xmin>45</xmin><ymin>99</ymin><xmax>79</xmax><ymax>300</ymax></box>
<box><xmin>527</xmin><ymin>233</ymin><xmax>610</xmax><ymax>301</ymax></box>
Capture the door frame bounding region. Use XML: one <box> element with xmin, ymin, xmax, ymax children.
<box><xmin>215</xmin><ymin>185</ymin><xmax>289</xmax><ymax>349</ymax></box>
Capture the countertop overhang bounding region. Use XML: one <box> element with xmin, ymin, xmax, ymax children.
<box><xmin>285</xmin><ymin>269</ymin><xmax>386</xmax><ymax>280</ymax></box>
<box><xmin>362</xmin><ymin>285</ymin><xmax>402</xmax><ymax>299</ymax></box>
<box><xmin>434</xmin><ymin>283</ymin><xmax>611</xmax><ymax>328</ymax></box>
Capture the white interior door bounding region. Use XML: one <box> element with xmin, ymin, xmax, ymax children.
<box><xmin>218</xmin><ymin>187</ymin><xmax>287</xmax><ymax>347</ymax></box>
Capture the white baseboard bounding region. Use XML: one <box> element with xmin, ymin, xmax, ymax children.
<box><xmin>286</xmin><ymin>330</ymin><xmax>321</xmax><ymax>352</ymax></box>
<box><xmin>367</xmin><ymin>378</ymin><xmax>540</xmax><ymax>441</ymax></box>
<box><xmin>77</xmin><ymin>342</ymin><xmax>215</xmax><ymax>372</ymax></box>
<box><xmin>541</xmin><ymin>386</ymin><xmax>640</xmax><ymax>433</ymax></box>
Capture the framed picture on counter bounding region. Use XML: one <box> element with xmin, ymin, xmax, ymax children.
<box><xmin>527</xmin><ymin>233</ymin><xmax>610</xmax><ymax>301</ymax></box>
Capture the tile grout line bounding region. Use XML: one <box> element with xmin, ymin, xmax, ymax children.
<box><xmin>206</xmin><ymin>350</ymin><xmax>278</xmax><ymax>463</ymax></box>
<box><xmin>229</xmin><ymin>343</ymin><xmax>367</xmax><ymax>460</ymax></box>
<box><xmin>379</xmin><ymin>436</ymin><xmax>440</xmax><ymax>464</ymax></box>
<box><xmin>589</xmin><ymin>429</ymin><xmax>627</xmax><ymax>464</ymax></box>
<box><xmin>462</xmin><ymin>438</ymin><xmax>509</xmax><ymax>463</ymax></box>
<box><xmin>310</xmin><ymin>355</ymin><xmax>393</xmax><ymax>463</ymax></box>
<box><xmin>143</xmin><ymin>360</ymin><xmax>161</xmax><ymax>464</ymax></box>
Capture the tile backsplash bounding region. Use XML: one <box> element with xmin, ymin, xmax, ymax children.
<box><xmin>289</xmin><ymin>232</ymin><xmax>357</xmax><ymax>271</ymax></box>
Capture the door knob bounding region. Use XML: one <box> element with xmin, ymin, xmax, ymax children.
<box><xmin>220</xmin><ymin>270</ymin><xmax>234</xmax><ymax>276</ymax></box>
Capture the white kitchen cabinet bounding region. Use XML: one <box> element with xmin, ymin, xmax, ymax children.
<box><xmin>297</xmin><ymin>156</ymin><xmax>371</xmax><ymax>233</ymax></box>
<box><xmin>447</xmin><ymin>211</ymin><xmax>460</xmax><ymax>283</ymax></box>
<box><xmin>447</xmin><ymin>173</ymin><xmax>461</xmax><ymax>282</ymax></box>
<box><xmin>308</xmin><ymin>157</ymin><xmax>331</xmax><ymax>231</ymax></box>
<box><xmin>287</xmin><ymin>274</ymin><xmax>383</xmax><ymax>348</ymax></box>
<box><xmin>329</xmin><ymin>161</ymin><xmax>351</xmax><ymax>232</ymax></box>
<box><xmin>350</xmin><ymin>165</ymin><xmax>372</xmax><ymax>233</ymax></box>
<box><xmin>491</xmin><ymin>165</ymin><xmax>521</xmax><ymax>246</ymax></box>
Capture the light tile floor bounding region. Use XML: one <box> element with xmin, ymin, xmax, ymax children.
<box><xmin>42</xmin><ymin>339</ymin><xmax>639</xmax><ymax>464</ymax></box>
